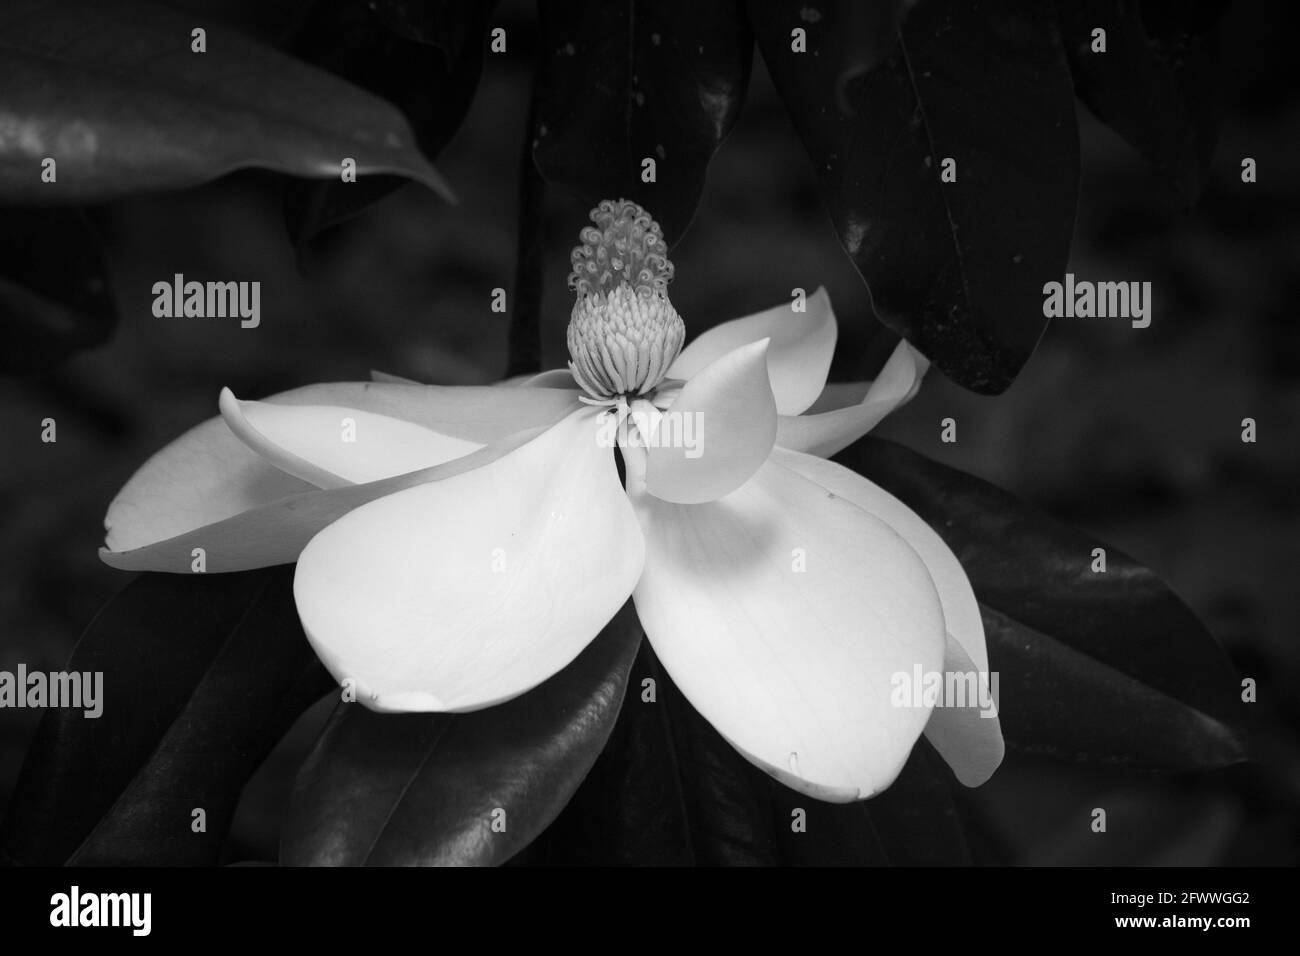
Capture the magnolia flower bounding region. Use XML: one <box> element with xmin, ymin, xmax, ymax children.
<box><xmin>102</xmin><ymin>200</ymin><xmax>1003</xmax><ymax>801</ymax></box>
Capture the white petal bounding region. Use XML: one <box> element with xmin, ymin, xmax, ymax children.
<box><xmin>922</xmin><ymin>633</ymin><xmax>1006</xmax><ymax>787</ymax></box>
<box><xmin>509</xmin><ymin>369</ymin><xmax>579</xmax><ymax>389</ymax></box>
<box><xmin>770</xmin><ymin>446</ymin><xmax>1003</xmax><ymax>787</ymax></box>
<box><xmin>103</xmin><ymin>381</ymin><xmax>578</xmax><ymax>554</ymax></box>
<box><xmin>277</xmin><ymin>381</ymin><xmax>581</xmax><ymax>442</ymax></box>
<box><xmin>293</xmin><ymin>408</ymin><xmax>645</xmax><ymax>712</ymax></box>
<box><xmin>101</xmin><ymin>427</ymin><xmax>546</xmax><ymax>573</ymax></box>
<box><xmin>369</xmin><ymin>370</ymin><xmax>420</xmax><ymax>384</ymax></box>
<box><xmin>775</xmin><ymin>340</ymin><xmax>928</xmax><ymax>458</ymax></box>
<box><xmin>669</xmin><ymin>287</ymin><xmax>837</xmax><ymax>415</ymax></box>
<box><xmin>771</xmin><ymin>447</ymin><xmax>986</xmax><ymax>672</ymax></box>
<box><xmin>630</xmin><ymin>457</ymin><xmax>946</xmax><ymax>801</ymax></box>
<box><xmin>220</xmin><ymin>388</ymin><xmax>483</xmax><ymax>488</ymax></box>
<box><xmin>103</xmin><ymin>415</ymin><xmax>311</xmax><ymax>554</ymax></box>
<box><xmin>804</xmin><ymin>381</ymin><xmax>870</xmax><ymax>414</ymax></box>
<box><xmin>644</xmin><ymin>339</ymin><xmax>777</xmax><ymax>504</ymax></box>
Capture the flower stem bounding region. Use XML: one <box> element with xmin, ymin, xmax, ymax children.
<box><xmin>506</xmin><ymin>94</ymin><xmax>546</xmax><ymax>378</ymax></box>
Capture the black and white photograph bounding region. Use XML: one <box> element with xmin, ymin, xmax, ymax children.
<box><xmin>0</xmin><ymin>0</ymin><xmax>1295</xmax><ymax>935</ymax></box>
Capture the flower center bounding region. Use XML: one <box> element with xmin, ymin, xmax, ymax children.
<box><xmin>566</xmin><ymin>200</ymin><xmax>683</xmax><ymax>403</ymax></box>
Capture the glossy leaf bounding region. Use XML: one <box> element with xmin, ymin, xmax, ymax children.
<box><xmin>978</xmin><ymin>603</ymin><xmax>1243</xmax><ymax>770</ymax></box>
<box><xmin>535</xmin><ymin>644</ymin><xmax>971</xmax><ymax>866</ymax></box>
<box><xmin>533</xmin><ymin>0</ymin><xmax>753</xmax><ymax>244</ymax></box>
<box><xmin>768</xmin><ymin>738</ymin><xmax>972</xmax><ymax>866</ymax></box>
<box><xmin>840</xmin><ymin>437</ymin><xmax>1247</xmax><ymax>770</ymax></box>
<box><xmin>530</xmin><ymin>679</ymin><xmax>698</xmax><ymax>865</ymax></box>
<box><xmin>284</xmin><ymin>0</ymin><xmax>494</xmax><ymax>240</ymax></box>
<box><xmin>749</xmin><ymin>0</ymin><xmax>1079</xmax><ymax>394</ymax></box>
<box><xmin>533</xmin><ymin>644</ymin><xmax>777</xmax><ymax>865</ymax></box>
<box><xmin>0</xmin><ymin>568</ymin><xmax>332</xmax><ymax>865</ymax></box>
<box><xmin>279</xmin><ymin>602</ymin><xmax>643</xmax><ymax>866</ymax></box>
<box><xmin>0</xmin><ymin>208</ymin><xmax>114</xmax><ymax>374</ymax></box>
<box><xmin>1056</xmin><ymin>0</ymin><xmax>1227</xmax><ymax>207</ymax></box>
<box><xmin>0</xmin><ymin>0</ymin><xmax>450</xmax><ymax>204</ymax></box>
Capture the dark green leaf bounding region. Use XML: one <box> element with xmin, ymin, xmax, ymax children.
<box><xmin>767</xmin><ymin>738</ymin><xmax>971</xmax><ymax>866</ymax></box>
<box><xmin>0</xmin><ymin>0</ymin><xmax>451</xmax><ymax>204</ymax></box>
<box><xmin>530</xmin><ymin>642</ymin><xmax>695</xmax><ymax>864</ymax></box>
<box><xmin>284</xmin><ymin>0</ymin><xmax>494</xmax><ymax>240</ymax></box>
<box><xmin>533</xmin><ymin>0</ymin><xmax>753</xmax><ymax>244</ymax></box>
<box><xmin>534</xmin><ymin>642</ymin><xmax>778</xmax><ymax>865</ymax></box>
<box><xmin>280</xmin><ymin>602</ymin><xmax>643</xmax><ymax>866</ymax></box>
<box><xmin>0</xmin><ymin>568</ymin><xmax>332</xmax><ymax>865</ymax></box>
<box><xmin>749</xmin><ymin>0</ymin><xmax>1079</xmax><ymax>394</ymax></box>
<box><xmin>1</xmin><ymin>208</ymin><xmax>114</xmax><ymax>374</ymax></box>
<box><xmin>841</xmin><ymin>437</ymin><xmax>1247</xmax><ymax>770</ymax></box>
<box><xmin>539</xmin><ymin>643</ymin><xmax>970</xmax><ymax>866</ymax></box>
<box><xmin>979</xmin><ymin>603</ymin><xmax>1244</xmax><ymax>770</ymax></box>
<box><xmin>1056</xmin><ymin>0</ymin><xmax>1226</xmax><ymax>207</ymax></box>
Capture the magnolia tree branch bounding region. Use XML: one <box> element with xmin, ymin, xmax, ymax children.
<box><xmin>506</xmin><ymin>93</ymin><xmax>546</xmax><ymax>378</ymax></box>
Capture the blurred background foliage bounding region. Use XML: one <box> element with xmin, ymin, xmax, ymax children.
<box><xmin>0</xmin><ymin>0</ymin><xmax>1296</xmax><ymax>863</ymax></box>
